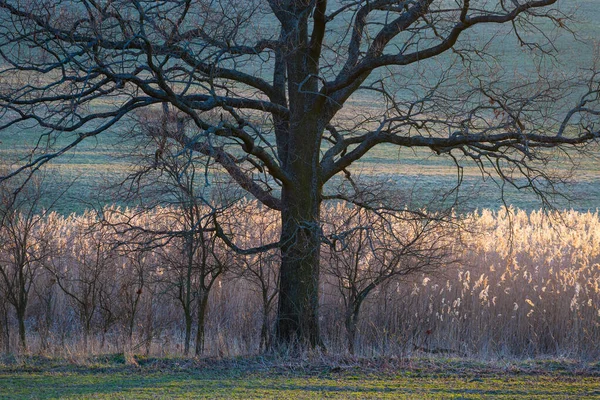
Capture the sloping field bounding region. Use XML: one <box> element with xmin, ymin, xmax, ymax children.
<box><xmin>1</xmin><ymin>1</ymin><xmax>598</xmax><ymax>214</ymax></box>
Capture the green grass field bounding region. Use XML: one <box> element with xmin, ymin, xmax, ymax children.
<box><xmin>1</xmin><ymin>356</ymin><xmax>599</xmax><ymax>399</ymax></box>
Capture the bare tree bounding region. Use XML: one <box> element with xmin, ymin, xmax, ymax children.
<box><xmin>31</xmin><ymin>266</ymin><xmax>58</xmax><ymax>352</ymax></box>
<box><xmin>0</xmin><ymin>172</ymin><xmax>54</xmax><ymax>351</ymax></box>
<box><xmin>46</xmin><ymin>214</ymin><xmax>116</xmax><ymax>351</ymax></box>
<box><xmin>1</xmin><ymin>0</ymin><xmax>599</xmax><ymax>348</ymax></box>
<box><xmin>227</xmin><ymin>201</ymin><xmax>281</xmax><ymax>352</ymax></box>
<box><xmin>115</xmin><ymin>107</ymin><xmax>236</xmax><ymax>356</ymax></box>
<box><xmin>323</xmin><ymin>205</ymin><xmax>455</xmax><ymax>354</ymax></box>
<box><xmin>117</xmin><ymin>245</ymin><xmax>148</xmax><ymax>350</ymax></box>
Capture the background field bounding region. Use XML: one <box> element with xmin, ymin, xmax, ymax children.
<box><xmin>1</xmin><ymin>0</ymin><xmax>599</xmax><ymax>214</ymax></box>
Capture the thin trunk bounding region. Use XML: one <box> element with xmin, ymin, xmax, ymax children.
<box><xmin>82</xmin><ymin>307</ymin><xmax>92</xmax><ymax>352</ymax></box>
<box><xmin>17</xmin><ymin>308</ymin><xmax>26</xmax><ymax>352</ymax></box>
<box><xmin>194</xmin><ymin>291</ymin><xmax>209</xmax><ymax>356</ymax></box>
<box><xmin>2</xmin><ymin>315</ymin><xmax>9</xmax><ymax>354</ymax></box>
<box><xmin>127</xmin><ymin>296</ymin><xmax>141</xmax><ymax>351</ymax></box>
<box><xmin>83</xmin><ymin>326</ymin><xmax>89</xmax><ymax>352</ymax></box>
<box><xmin>144</xmin><ymin>294</ymin><xmax>153</xmax><ymax>356</ymax></box>
<box><xmin>100</xmin><ymin>328</ymin><xmax>106</xmax><ymax>350</ymax></box>
<box><xmin>260</xmin><ymin>315</ymin><xmax>269</xmax><ymax>352</ymax></box>
<box><xmin>345</xmin><ymin>289</ymin><xmax>372</xmax><ymax>355</ymax></box>
<box><xmin>183</xmin><ymin>309</ymin><xmax>192</xmax><ymax>356</ymax></box>
<box><xmin>183</xmin><ymin>234</ymin><xmax>194</xmax><ymax>356</ymax></box>
<box><xmin>0</xmin><ymin>307</ymin><xmax>5</xmax><ymax>354</ymax></box>
<box><xmin>345</xmin><ymin>301</ymin><xmax>361</xmax><ymax>355</ymax></box>
<box><xmin>40</xmin><ymin>291</ymin><xmax>53</xmax><ymax>351</ymax></box>
<box><xmin>128</xmin><ymin>316</ymin><xmax>135</xmax><ymax>349</ymax></box>
<box><xmin>2</xmin><ymin>307</ymin><xmax>10</xmax><ymax>354</ymax></box>
<box><xmin>16</xmin><ymin>258</ymin><xmax>28</xmax><ymax>352</ymax></box>
<box><xmin>260</xmin><ymin>290</ymin><xmax>271</xmax><ymax>352</ymax></box>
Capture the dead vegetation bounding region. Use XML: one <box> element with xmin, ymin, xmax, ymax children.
<box><xmin>0</xmin><ymin>203</ymin><xmax>598</xmax><ymax>360</ymax></box>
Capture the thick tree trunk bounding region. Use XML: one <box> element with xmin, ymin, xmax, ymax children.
<box><xmin>275</xmin><ymin>181</ymin><xmax>322</xmax><ymax>349</ymax></box>
<box><xmin>273</xmin><ymin>65</ymin><xmax>325</xmax><ymax>348</ymax></box>
<box><xmin>272</xmin><ymin>4</ymin><xmax>325</xmax><ymax>348</ymax></box>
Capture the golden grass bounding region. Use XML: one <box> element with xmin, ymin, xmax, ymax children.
<box><xmin>0</xmin><ymin>205</ymin><xmax>598</xmax><ymax>359</ymax></box>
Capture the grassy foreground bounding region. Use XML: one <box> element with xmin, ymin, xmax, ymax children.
<box><xmin>0</xmin><ymin>356</ymin><xmax>599</xmax><ymax>399</ymax></box>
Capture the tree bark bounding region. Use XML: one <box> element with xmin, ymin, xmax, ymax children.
<box><xmin>272</xmin><ymin>2</ymin><xmax>325</xmax><ymax>346</ymax></box>
<box><xmin>275</xmin><ymin>173</ymin><xmax>323</xmax><ymax>348</ymax></box>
